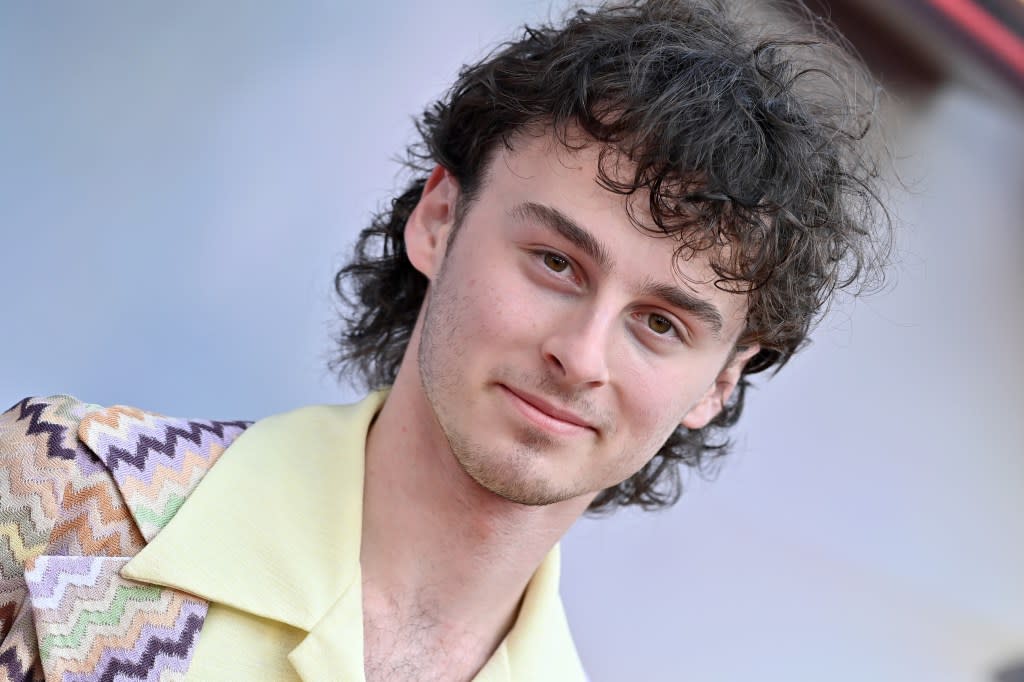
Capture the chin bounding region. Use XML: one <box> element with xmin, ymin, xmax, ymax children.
<box><xmin>451</xmin><ymin>438</ymin><xmax>588</xmax><ymax>507</ymax></box>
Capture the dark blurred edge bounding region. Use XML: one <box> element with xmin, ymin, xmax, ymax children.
<box><xmin>995</xmin><ymin>659</ymin><xmax>1024</xmax><ymax>682</ymax></box>
<box><xmin>807</xmin><ymin>0</ymin><xmax>1024</xmax><ymax>103</ymax></box>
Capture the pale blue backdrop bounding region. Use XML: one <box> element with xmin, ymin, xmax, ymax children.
<box><xmin>3</xmin><ymin>2</ymin><xmax>1023</xmax><ymax>679</ymax></box>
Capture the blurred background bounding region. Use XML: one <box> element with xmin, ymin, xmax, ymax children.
<box><xmin>2</xmin><ymin>0</ymin><xmax>1022</xmax><ymax>680</ymax></box>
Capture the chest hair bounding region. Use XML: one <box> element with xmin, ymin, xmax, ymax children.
<box><xmin>362</xmin><ymin>605</ymin><xmax>486</xmax><ymax>682</ymax></box>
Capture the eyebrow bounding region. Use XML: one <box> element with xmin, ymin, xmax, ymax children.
<box><xmin>638</xmin><ymin>280</ymin><xmax>724</xmax><ymax>339</ymax></box>
<box><xmin>511</xmin><ymin>202</ymin><xmax>612</xmax><ymax>270</ymax></box>
<box><xmin>510</xmin><ymin>200</ymin><xmax>725</xmax><ymax>339</ymax></box>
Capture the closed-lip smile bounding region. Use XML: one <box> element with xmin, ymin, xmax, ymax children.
<box><xmin>499</xmin><ymin>384</ymin><xmax>596</xmax><ymax>435</ymax></box>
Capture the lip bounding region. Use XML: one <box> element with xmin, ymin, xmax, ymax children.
<box><xmin>499</xmin><ymin>384</ymin><xmax>596</xmax><ymax>436</ymax></box>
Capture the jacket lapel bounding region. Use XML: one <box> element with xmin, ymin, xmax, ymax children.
<box><xmin>75</xmin><ymin>405</ymin><xmax>251</xmax><ymax>543</ymax></box>
<box><xmin>16</xmin><ymin>396</ymin><xmax>585</xmax><ymax>681</ymax></box>
<box><xmin>117</xmin><ymin>399</ymin><xmax>383</xmax><ymax>680</ymax></box>
<box><xmin>23</xmin><ymin>555</ymin><xmax>208</xmax><ymax>682</ymax></box>
<box><xmin>22</xmin><ymin>403</ymin><xmax>250</xmax><ymax>681</ymax></box>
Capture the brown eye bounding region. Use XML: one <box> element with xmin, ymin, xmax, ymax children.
<box><xmin>543</xmin><ymin>252</ymin><xmax>569</xmax><ymax>273</ymax></box>
<box><xmin>647</xmin><ymin>314</ymin><xmax>674</xmax><ymax>335</ymax></box>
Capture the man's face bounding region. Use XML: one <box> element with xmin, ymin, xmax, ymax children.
<box><xmin>410</xmin><ymin>133</ymin><xmax>753</xmax><ymax>507</ymax></box>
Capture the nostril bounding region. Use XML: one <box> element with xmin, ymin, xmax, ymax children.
<box><xmin>544</xmin><ymin>351</ymin><xmax>566</xmax><ymax>375</ymax></box>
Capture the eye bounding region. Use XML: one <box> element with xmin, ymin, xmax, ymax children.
<box><xmin>542</xmin><ymin>252</ymin><xmax>570</xmax><ymax>273</ymax></box>
<box><xmin>647</xmin><ymin>313</ymin><xmax>675</xmax><ymax>335</ymax></box>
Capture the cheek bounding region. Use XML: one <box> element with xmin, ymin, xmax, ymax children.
<box><xmin>466</xmin><ymin>267</ymin><xmax>545</xmax><ymax>341</ymax></box>
<box><xmin>615</xmin><ymin>362</ymin><xmax>700</xmax><ymax>439</ymax></box>
<box><xmin>464</xmin><ymin>287</ymin><xmax>514</xmax><ymax>343</ymax></box>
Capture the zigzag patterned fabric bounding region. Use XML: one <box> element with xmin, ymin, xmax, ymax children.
<box><xmin>77</xmin><ymin>405</ymin><xmax>249</xmax><ymax>542</ymax></box>
<box><xmin>2</xmin><ymin>396</ymin><xmax>123</xmax><ymax>682</ymax></box>
<box><xmin>24</xmin><ymin>556</ymin><xmax>207</xmax><ymax>682</ymax></box>
<box><xmin>0</xmin><ymin>396</ymin><xmax>250</xmax><ymax>681</ymax></box>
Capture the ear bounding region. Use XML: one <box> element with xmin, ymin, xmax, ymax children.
<box><xmin>406</xmin><ymin>166</ymin><xmax>460</xmax><ymax>280</ymax></box>
<box><xmin>681</xmin><ymin>344</ymin><xmax>761</xmax><ymax>430</ymax></box>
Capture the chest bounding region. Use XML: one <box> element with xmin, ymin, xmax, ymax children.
<box><xmin>362</xmin><ymin>609</ymin><xmax>487</xmax><ymax>682</ymax></box>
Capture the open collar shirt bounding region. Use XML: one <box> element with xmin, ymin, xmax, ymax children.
<box><xmin>119</xmin><ymin>392</ymin><xmax>587</xmax><ymax>681</ymax></box>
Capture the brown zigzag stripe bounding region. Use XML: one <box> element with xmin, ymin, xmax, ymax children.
<box><xmin>0</xmin><ymin>645</ymin><xmax>30</xmax><ymax>681</ymax></box>
<box><xmin>116</xmin><ymin>450</ymin><xmax>216</xmax><ymax>542</ymax></box>
<box><xmin>94</xmin><ymin>612</ymin><xmax>203</xmax><ymax>682</ymax></box>
<box><xmin>0</xmin><ymin>605</ymin><xmax>44</xmax><ymax>682</ymax></box>
<box><xmin>0</xmin><ymin>603</ymin><xmax>16</xmax><ymax>644</ymax></box>
<box><xmin>0</xmin><ymin>648</ymin><xmax>44</xmax><ymax>682</ymax></box>
<box><xmin>0</xmin><ymin>597</ymin><xmax>20</xmax><ymax>640</ymax></box>
<box><xmin>5</xmin><ymin>400</ymin><xmax>78</xmax><ymax>463</ymax></box>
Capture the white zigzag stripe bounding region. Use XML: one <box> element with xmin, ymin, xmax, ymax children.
<box><xmin>82</xmin><ymin>412</ymin><xmax>164</xmax><ymax>449</ymax></box>
<box><xmin>24</xmin><ymin>557</ymin><xmax>105</xmax><ymax>610</ymax></box>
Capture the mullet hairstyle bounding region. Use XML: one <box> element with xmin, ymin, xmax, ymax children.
<box><xmin>332</xmin><ymin>0</ymin><xmax>891</xmax><ymax>513</ymax></box>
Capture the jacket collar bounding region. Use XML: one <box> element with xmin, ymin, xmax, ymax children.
<box><xmin>80</xmin><ymin>392</ymin><xmax>584</xmax><ymax>681</ymax></box>
<box><xmin>77</xmin><ymin>403</ymin><xmax>251</xmax><ymax>542</ymax></box>
<box><xmin>111</xmin><ymin>396</ymin><xmax>382</xmax><ymax>631</ymax></box>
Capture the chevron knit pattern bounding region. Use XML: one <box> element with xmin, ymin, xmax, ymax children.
<box><xmin>2</xmin><ymin>396</ymin><xmax>126</xmax><ymax>682</ymax></box>
<box><xmin>0</xmin><ymin>590</ymin><xmax>44</xmax><ymax>682</ymax></box>
<box><xmin>0</xmin><ymin>396</ymin><xmax>251</xmax><ymax>680</ymax></box>
<box><xmin>24</xmin><ymin>556</ymin><xmax>207</xmax><ymax>682</ymax></box>
<box><xmin>78</xmin><ymin>407</ymin><xmax>251</xmax><ymax>541</ymax></box>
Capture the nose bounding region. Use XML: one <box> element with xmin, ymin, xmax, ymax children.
<box><xmin>539</xmin><ymin>306</ymin><xmax>612</xmax><ymax>388</ymax></box>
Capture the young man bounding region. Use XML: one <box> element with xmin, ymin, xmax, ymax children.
<box><xmin>1</xmin><ymin>1</ymin><xmax>888</xmax><ymax>680</ymax></box>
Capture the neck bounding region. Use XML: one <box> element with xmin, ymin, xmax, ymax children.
<box><xmin>360</xmin><ymin>363</ymin><xmax>591</xmax><ymax>655</ymax></box>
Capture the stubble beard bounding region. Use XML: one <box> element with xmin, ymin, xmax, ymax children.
<box><xmin>416</xmin><ymin>264</ymin><xmax>583</xmax><ymax>507</ymax></box>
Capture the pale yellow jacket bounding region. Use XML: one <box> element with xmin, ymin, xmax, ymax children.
<box><xmin>0</xmin><ymin>392</ymin><xmax>586</xmax><ymax>681</ymax></box>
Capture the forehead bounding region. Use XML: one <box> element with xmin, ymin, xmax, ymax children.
<box><xmin>474</xmin><ymin>131</ymin><xmax>750</xmax><ymax>339</ymax></box>
<box><xmin>486</xmin><ymin>131</ymin><xmax>633</xmax><ymax>217</ymax></box>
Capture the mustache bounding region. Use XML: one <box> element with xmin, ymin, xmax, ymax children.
<box><xmin>492</xmin><ymin>367</ymin><xmax>610</xmax><ymax>433</ymax></box>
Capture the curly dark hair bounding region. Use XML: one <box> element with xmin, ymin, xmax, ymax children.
<box><xmin>331</xmin><ymin>0</ymin><xmax>891</xmax><ymax>513</ymax></box>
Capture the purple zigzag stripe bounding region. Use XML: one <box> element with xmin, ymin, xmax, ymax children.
<box><xmin>99</xmin><ymin>419</ymin><xmax>251</xmax><ymax>475</ymax></box>
<box><xmin>63</xmin><ymin>603</ymin><xmax>207</xmax><ymax>682</ymax></box>
<box><xmin>90</xmin><ymin>611</ymin><xmax>204</xmax><ymax>682</ymax></box>
<box><xmin>23</xmin><ymin>556</ymin><xmax>96</xmax><ymax>599</ymax></box>
<box><xmin>0</xmin><ymin>645</ymin><xmax>35</xmax><ymax>682</ymax></box>
<box><xmin>8</xmin><ymin>398</ymin><xmax>77</xmax><ymax>462</ymax></box>
<box><xmin>67</xmin><ymin>438</ymin><xmax>107</xmax><ymax>478</ymax></box>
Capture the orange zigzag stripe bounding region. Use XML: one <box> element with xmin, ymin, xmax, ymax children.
<box><xmin>49</xmin><ymin>484</ymin><xmax>143</xmax><ymax>556</ymax></box>
<box><xmin>78</xmin><ymin>406</ymin><xmax>160</xmax><ymax>446</ymax></box>
<box><xmin>118</xmin><ymin>445</ymin><xmax>224</xmax><ymax>503</ymax></box>
<box><xmin>44</xmin><ymin>594</ymin><xmax>192</xmax><ymax>674</ymax></box>
<box><xmin>58</xmin><ymin>481</ymin><xmax>134</xmax><ymax>529</ymax></box>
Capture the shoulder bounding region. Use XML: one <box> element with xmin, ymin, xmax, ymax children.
<box><xmin>72</xmin><ymin>400</ymin><xmax>253</xmax><ymax>541</ymax></box>
<box><xmin>0</xmin><ymin>395</ymin><xmax>130</xmax><ymax>671</ymax></box>
<box><xmin>0</xmin><ymin>394</ymin><xmax>253</xmax><ymax>557</ymax></box>
<box><xmin>0</xmin><ymin>395</ymin><xmax>107</xmax><ymax>561</ymax></box>
<box><xmin>1</xmin><ymin>394</ymin><xmax>254</xmax><ymax>478</ymax></box>
<box><xmin>0</xmin><ymin>396</ymin><xmax>252</xmax><ymax>679</ymax></box>
<box><xmin>0</xmin><ymin>394</ymin><xmax>102</xmax><ymax>467</ymax></box>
